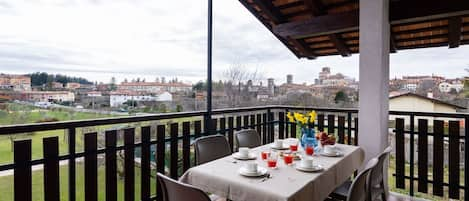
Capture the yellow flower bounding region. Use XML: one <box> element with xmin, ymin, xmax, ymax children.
<box><xmin>293</xmin><ymin>112</ymin><xmax>304</xmax><ymax>122</ymax></box>
<box><xmin>308</xmin><ymin>111</ymin><xmax>317</xmax><ymax>123</ymax></box>
<box><xmin>300</xmin><ymin>117</ymin><xmax>308</xmax><ymax>125</ymax></box>
<box><xmin>287</xmin><ymin>112</ymin><xmax>295</xmax><ymax>123</ymax></box>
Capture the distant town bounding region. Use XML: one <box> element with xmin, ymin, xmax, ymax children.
<box><xmin>0</xmin><ymin>67</ymin><xmax>468</xmax><ymax>115</ymax></box>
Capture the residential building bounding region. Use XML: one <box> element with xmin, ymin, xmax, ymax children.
<box><xmin>389</xmin><ymin>92</ymin><xmax>465</xmax><ymax>124</ymax></box>
<box><xmin>87</xmin><ymin>91</ymin><xmax>103</xmax><ymax>97</ymax></box>
<box><xmin>317</xmin><ymin>67</ymin><xmax>354</xmax><ymax>87</ymax></box>
<box><xmin>439</xmin><ymin>81</ymin><xmax>464</xmax><ymax>93</ymax></box>
<box><xmin>1</xmin><ymin>91</ymin><xmax>75</xmax><ymax>102</ymax></box>
<box><xmin>66</xmin><ymin>82</ymin><xmax>81</xmax><ymax>90</ymax></box>
<box><xmin>118</xmin><ymin>82</ymin><xmax>192</xmax><ymax>93</ymax></box>
<box><xmin>0</xmin><ymin>74</ymin><xmax>31</xmax><ymax>91</ymax></box>
<box><xmin>51</xmin><ymin>82</ymin><xmax>64</xmax><ymax>89</ymax></box>
<box><xmin>109</xmin><ymin>90</ymin><xmax>172</xmax><ymax>107</ymax></box>
<box><xmin>403</xmin><ymin>83</ymin><xmax>417</xmax><ymax>91</ymax></box>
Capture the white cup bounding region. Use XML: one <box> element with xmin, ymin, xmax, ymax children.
<box><xmin>274</xmin><ymin>139</ymin><xmax>283</xmax><ymax>148</ymax></box>
<box><xmin>244</xmin><ymin>162</ymin><xmax>258</xmax><ymax>173</ymax></box>
<box><xmin>300</xmin><ymin>157</ymin><xmax>314</xmax><ymax>168</ymax></box>
<box><xmin>238</xmin><ymin>147</ymin><xmax>250</xmax><ymax>157</ymax></box>
<box><xmin>324</xmin><ymin>145</ymin><xmax>337</xmax><ymax>154</ymax></box>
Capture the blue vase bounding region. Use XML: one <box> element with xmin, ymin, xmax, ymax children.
<box><xmin>300</xmin><ymin>128</ymin><xmax>319</xmax><ymax>151</ymax></box>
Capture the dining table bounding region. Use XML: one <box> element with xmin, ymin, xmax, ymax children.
<box><xmin>179</xmin><ymin>139</ymin><xmax>365</xmax><ymax>201</ymax></box>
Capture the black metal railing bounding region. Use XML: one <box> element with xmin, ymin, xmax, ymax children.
<box><xmin>389</xmin><ymin>110</ymin><xmax>468</xmax><ymax>200</ymax></box>
<box><xmin>0</xmin><ymin>105</ymin><xmax>466</xmax><ymax>201</ymax></box>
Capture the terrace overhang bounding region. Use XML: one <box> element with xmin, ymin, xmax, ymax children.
<box><xmin>238</xmin><ymin>2</ymin><xmax>469</xmax><ymax>198</ymax></box>
<box><xmin>239</xmin><ymin>0</ymin><xmax>469</xmax><ymax>59</ymax></box>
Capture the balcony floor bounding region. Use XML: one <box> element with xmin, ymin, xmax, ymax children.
<box><xmin>326</xmin><ymin>192</ymin><xmax>430</xmax><ymax>201</ymax></box>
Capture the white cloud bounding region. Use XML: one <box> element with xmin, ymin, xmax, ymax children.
<box><xmin>0</xmin><ymin>0</ymin><xmax>467</xmax><ymax>85</ymax></box>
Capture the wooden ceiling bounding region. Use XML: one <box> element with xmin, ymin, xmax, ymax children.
<box><xmin>239</xmin><ymin>0</ymin><xmax>469</xmax><ymax>59</ymax></box>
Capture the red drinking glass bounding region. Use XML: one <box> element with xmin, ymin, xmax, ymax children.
<box><xmin>289</xmin><ymin>144</ymin><xmax>298</xmax><ymax>152</ymax></box>
<box><xmin>267</xmin><ymin>159</ymin><xmax>277</xmax><ymax>168</ymax></box>
<box><xmin>267</xmin><ymin>152</ymin><xmax>278</xmax><ymax>168</ymax></box>
<box><xmin>283</xmin><ymin>154</ymin><xmax>293</xmax><ymax>165</ymax></box>
<box><xmin>261</xmin><ymin>151</ymin><xmax>270</xmax><ymax>160</ymax></box>
<box><xmin>305</xmin><ymin>146</ymin><xmax>314</xmax><ymax>156</ymax></box>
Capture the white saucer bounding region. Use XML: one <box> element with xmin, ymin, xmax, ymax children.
<box><xmin>295</xmin><ymin>164</ymin><xmax>324</xmax><ymax>172</ymax></box>
<box><xmin>320</xmin><ymin>151</ymin><xmax>343</xmax><ymax>157</ymax></box>
<box><xmin>232</xmin><ymin>152</ymin><xmax>257</xmax><ymax>160</ymax></box>
<box><xmin>238</xmin><ymin>166</ymin><xmax>268</xmax><ymax>177</ymax></box>
<box><xmin>270</xmin><ymin>144</ymin><xmax>289</xmax><ymax>150</ymax></box>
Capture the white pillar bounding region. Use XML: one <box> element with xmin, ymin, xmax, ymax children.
<box><xmin>358</xmin><ymin>0</ymin><xmax>390</xmax><ymax>162</ymax></box>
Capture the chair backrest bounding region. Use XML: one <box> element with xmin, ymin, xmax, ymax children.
<box><xmin>368</xmin><ymin>146</ymin><xmax>392</xmax><ymax>199</ymax></box>
<box><xmin>194</xmin><ymin>135</ymin><xmax>232</xmax><ymax>165</ymax></box>
<box><xmin>346</xmin><ymin>158</ymin><xmax>379</xmax><ymax>201</ymax></box>
<box><xmin>235</xmin><ymin>129</ymin><xmax>261</xmax><ymax>149</ymax></box>
<box><xmin>157</xmin><ymin>173</ymin><xmax>211</xmax><ymax>201</ymax></box>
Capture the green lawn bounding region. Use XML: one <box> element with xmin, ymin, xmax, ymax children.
<box><xmin>0</xmin><ymin>163</ymin><xmax>157</xmax><ymax>201</ymax></box>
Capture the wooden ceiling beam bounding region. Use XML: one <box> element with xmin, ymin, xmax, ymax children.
<box><xmin>238</xmin><ymin>0</ymin><xmax>302</xmax><ymax>58</ymax></box>
<box><xmin>395</xmin><ymin>33</ymin><xmax>448</xmax><ymax>43</ymax></box>
<box><xmin>274</xmin><ymin>10</ymin><xmax>359</xmax><ymax>38</ymax></box>
<box><xmin>288</xmin><ymin>38</ymin><xmax>316</xmax><ymax>59</ymax></box>
<box><xmin>328</xmin><ymin>33</ymin><xmax>351</xmax><ymax>56</ymax></box>
<box><xmin>448</xmin><ymin>17</ymin><xmax>462</xmax><ymax>48</ymax></box>
<box><xmin>251</xmin><ymin>0</ymin><xmax>317</xmax><ymax>58</ymax></box>
<box><xmin>277</xmin><ymin>1</ymin><xmax>304</xmax><ymax>10</ymax></box>
<box><xmin>303</xmin><ymin>0</ymin><xmax>327</xmax><ymax>16</ymax></box>
<box><xmin>390</xmin><ymin>35</ymin><xmax>397</xmax><ymax>53</ymax></box>
<box><xmin>273</xmin><ymin>0</ymin><xmax>469</xmax><ymax>39</ymax></box>
<box><xmin>252</xmin><ymin>0</ymin><xmax>286</xmax><ymax>23</ymax></box>
<box><xmin>324</xmin><ymin>0</ymin><xmax>358</xmax><ymax>10</ymax></box>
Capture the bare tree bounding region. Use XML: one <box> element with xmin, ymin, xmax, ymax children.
<box><xmin>223</xmin><ymin>63</ymin><xmax>263</xmax><ymax>107</ymax></box>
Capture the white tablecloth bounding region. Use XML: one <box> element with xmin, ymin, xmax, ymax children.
<box><xmin>180</xmin><ymin>141</ymin><xmax>364</xmax><ymax>201</ymax></box>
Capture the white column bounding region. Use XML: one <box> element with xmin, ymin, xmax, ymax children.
<box><xmin>358</xmin><ymin>0</ymin><xmax>390</xmax><ymax>162</ymax></box>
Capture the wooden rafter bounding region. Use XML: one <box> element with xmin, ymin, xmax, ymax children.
<box><xmin>274</xmin><ymin>10</ymin><xmax>359</xmax><ymax>39</ymax></box>
<box><xmin>448</xmin><ymin>17</ymin><xmax>462</xmax><ymax>48</ymax></box>
<box><xmin>288</xmin><ymin>38</ymin><xmax>316</xmax><ymax>59</ymax></box>
<box><xmin>277</xmin><ymin>1</ymin><xmax>304</xmax><ymax>10</ymax></box>
<box><xmin>390</xmin><ymin>35</ymin><xmax>397</xmax><ymax>53</ymax></box>
<box><xmin>252</xmin><ymin>0</ymin><xmax>285</xmax><ymax>23</ymax></box>
<box><xmin>303</xmin><ymin>0</ymin><xmax>327</xmax><ymax>16</ymax></box>
<box><xmin>274</xmin><ymin>0</ymin><xmax>469</xmax><ymax>39</ymax></box>
<box><xmin>238</xmin><ymin>0</ymin><xmax>301</xmax><ymax>58</ymax></box>
<box><xmin>252</xmin><ymin>0</ymin><xmax>316</xmax><ymax>58</ymax></box>
<box><xmin>328</xmin><ymin>33</ymin><xmax>351</xmax><ymax>56</ymax></box>
<box><xmin>324</xmin><ymin>0</ymin><xmax>358</xmax><ymax>10</ymax></box>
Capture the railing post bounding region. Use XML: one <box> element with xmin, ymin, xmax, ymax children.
<box><xmin>465</xmin><ymin>116</ymin><xmax>469</xmax><ymax>200</ymax></box>
<box><xmin>409</xmin><ymin>114</ymin><xmax>415</xmax><ymax>196</ymax></box>
<box><xmin>347</xmin><ymin>112</ymin><xmax>352</xmax><ymax>145</ymax></box>
<box><xmin>267</xmin><ymin>109</ymin><xmax>274</xmax><ymax>142</ymax></box>
<box><xmin>67</xmin><ymin>127</ymin><xmax>76</xmax><ymax>201</ymax></box>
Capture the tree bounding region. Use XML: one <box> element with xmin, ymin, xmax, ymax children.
<box><xmin>223</xmin><ymin>64</ymin><xmax>263</xmax><ymax>107</ymax></box>
<box><xmin>334</xmin><ymin>91</ymin><xmax>349</xmax><ymax>103</ymax></box>
<box><xmin>193</xmin><ymin>81</ymin><xmax>206</xmax><ymax>91</ymax></box>
<box><xmin>159</xmin><ymin>104</ymin><xmax>167</xmax><ymax>113</ymax></box>
<box><xmin>124</xmin><ymin>100</ymin><xmax>138</xmax><ymax>108</ymax></box>
<box><xmin>176</xmin><ymin>104</ymin><xmax>183</xmax><ymax>112</ymax></box>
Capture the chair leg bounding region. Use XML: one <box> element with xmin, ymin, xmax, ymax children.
<box><xmin>380</xmin><ymin>180</ymin><xmax>387</xmax><ymax>201</ymax></box>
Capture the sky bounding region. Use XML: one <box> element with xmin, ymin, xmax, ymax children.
<box><xmin>0</xmin><ymin>0</ymin><xmax>468</xmax><ymax>85</ymax></box>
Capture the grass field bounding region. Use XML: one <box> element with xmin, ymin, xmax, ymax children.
<box><xmin>0</xmin><ymin>103</ymin><xmax>116</xmax><ymax>164</ymax></box>
<box><xmin>0</xmin><ymin>163</ymin><xmax>157</xmax><ymax>201</ymax></box>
